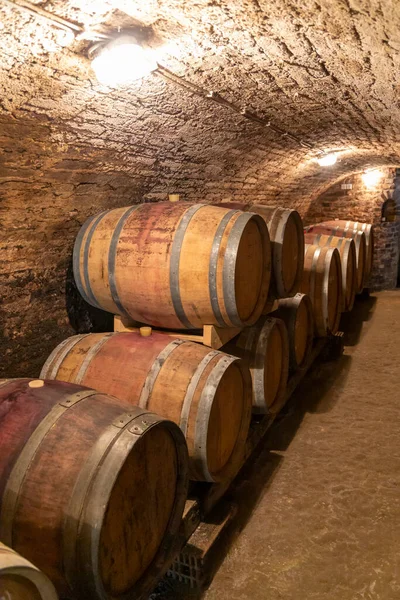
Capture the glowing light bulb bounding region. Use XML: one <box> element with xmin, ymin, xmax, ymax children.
<box><xmin>317</xmin><ymin>153</ymin><xmax>338</xmax><ymax>167</ymax></box>
<box><xmin>91</xmin><ymin>36</ymin><xmax>158</xmax><ymax>86</ymax></box>
<box><xmin>362</xmin><ymin>169</ymin><xmax>383</xmax><ymax>188</ymax></box>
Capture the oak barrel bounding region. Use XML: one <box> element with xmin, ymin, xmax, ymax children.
<box><xmin>0</xmin><ymin>542</ymin><xmax>58</xmax><ymax>600</ymax></box>
<box><xmin>0</xmin><ymin>378</ymin><xmax>188</xmax><ymax>600</ymax></box>
<box><xmin>41</xmin><ymin>332</ymin><xmax>252</xmax><ymax>483</ymax></box>
<box><xmin>73</xmin><ymin>202</ymin><xmax>271</xmax><ymax>329</ymax></box>
<box><xmin>321</xmin><ymin>220</ymin><xmax>374</xmax><ymax>282</ymax></box>
<box><xmin>218</xmin><ymin>203</ymin><xmax>304</xmax><ymax>298</ymax></box>
<box><xmin>271</xmin><ymin>293</ymin><xmax>314</xmax><ymax>370</ymax></box>
<box><xmin>305</xmin><ymin>224</ymin><xmax>367</xmax><ymax>293</ymax></box>
<box><xmin>304</xmin><ymin>232</ymin><xmax>357</xmax><ymax>312</ymax></box>
<box><xmin>300</xmin><ymin>245</ymin><xmax>342</xmax><ymax>337</ymax></box>
<box><xmin>223</xmin><ymin>317</ymin><xmax>289</xmax><ymax>414</ymax></box>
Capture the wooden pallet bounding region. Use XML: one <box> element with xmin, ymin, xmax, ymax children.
<box><xmin>114</xmin><ymin>301</ymin><xmax>279</xmax><ymax>350</ymax></box>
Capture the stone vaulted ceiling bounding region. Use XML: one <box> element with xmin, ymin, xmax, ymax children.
<box><xmin>1</xmin><ymin>0</ymin><xmax>400</xmax><ymax>208</ymax></box>
<box><xmin>1</xmin><ymin>0</ymin><xmax>400</xmax><ymax>376</ymax></box>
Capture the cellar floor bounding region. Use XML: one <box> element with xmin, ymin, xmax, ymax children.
<box><xmin>202</xmin><ymin>290</ymin><xmax>400</xmax><ymax>600</ymax></box>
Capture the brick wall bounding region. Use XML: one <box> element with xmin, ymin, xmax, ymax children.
<box><xmin>2</xmin><ymin>0</ymin><xmax>400</xmax><ymax>377</ymax></box>
<box><xmin>305</xmin><ymin>168</ymin><xmax>400</xmax><ymax>291</ymax></box>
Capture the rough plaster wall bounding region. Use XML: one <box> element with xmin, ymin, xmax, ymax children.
<box><xmin>306</xmin><ymin>168</ymin><xmax>400</xmax><ymax>290</ymax></box>
<box><xmin>1</xmin><ymin>0</ymin><xmax>400</xmax><ymax>376</ymax></box>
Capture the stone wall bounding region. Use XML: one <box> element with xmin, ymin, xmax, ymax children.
<box><xmin>305</xmin><ymin>168</ymin><xmax>400</xmax><ymax>291</ymax></box>
<box><xmin>2</xmin><ymin>0</ymin><xmax>400</xmax><ymax>377</ymax></box>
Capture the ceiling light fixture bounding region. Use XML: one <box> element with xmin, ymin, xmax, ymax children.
<box><xmin>90</xmin><ymin>35</ymin><xmax>158</xmax><ymax>86</ymax></box>
<box><xmin>0</xmin><ymin>1</ymin><xmax>325</xmax><ymax>152</ymax></box>
<box><xmin>317</xmin><ymin>153</ymin><xmax>338</xmax><ymax>167</ymax></box>
<box><xmin>362</xmin><ymin>169</ymin><xmax>383</xmax><ymax>188</ymax></box>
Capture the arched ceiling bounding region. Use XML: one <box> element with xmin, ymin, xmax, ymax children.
<box><xmin>1</xmin><ymin>0</ymin><xmax>400</xmax><ymax>214</ymax></box>
<box><xmin>2</xmin><ymin>0</ymin><xmax>400</xmax><ymax>377</ymax></box>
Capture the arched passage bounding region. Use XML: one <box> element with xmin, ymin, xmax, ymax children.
<box><xmin>305</xmin><ymin>166</ymin><xmax>400</xmax><ymax>290</ymax></box>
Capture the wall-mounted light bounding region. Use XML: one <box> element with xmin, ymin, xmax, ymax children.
<box><xmin>90</xmin><ymin>35</ymin><xmax>158</xmax><ymax>86</ymax></box>
<box><xmin>317</xmin><ymin>153</ymin><xmax>338</xmax><ymax>167</ymax></box>
<box><xmin>362</xmin><ymin>169</ymin><xmax>383</xmax><ymax>188</ymax></box>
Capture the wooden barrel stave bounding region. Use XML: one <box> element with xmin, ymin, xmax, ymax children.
<box><xmin>0</xmin><ymin>379</ymin><xmax>188</xmax><ymax>600</ymax></box>
<box><xmin>305</xmin><ymin>223</ymin><xmax>367</xmax><ymax>293</ymax></box>
<box><xmin>271</xmin><ymin>293</ymin><xmax>314</xmax><ymax>370</ymax></box>
<box><xmin>320</xmin><ymin>220</ymin><xmax>374</xmax><ymax>281</ymax></box>
<box><xmin>217</xmin><ymin>202</ymin><xmax>304</xmax><ymax>299</ymax></box>
<box><xmin>223</xmin><ymin>317</ymin><xmax>289</xmax><ymax>415</ymax></box>
<box><xmin>252</xmin><ymin>206</ymin><xmax>305</xmax><ymax>298</ymax></box>
<box><xmin>73</xmin><ymin>202</ymin><xmax>271</xmax><ymax>330</ymax></box>
<box><xmin>41</xmin><ymin>333</ymin><xmax>252</xmax><ymax>483</ymax></box>
<box><xmin>300</xmin><ymin>245</ymin><xmax>342</xmax><ymax>337</ymax></box>
<box><xmin>0</xmin><ymin>542</ymin><xmax>58</xmax><ymax>600</ymax></box>
<box><xmin>304</xmin><ymin>232</ymin><xmax>357</xmax><ymax>312</ymax></box>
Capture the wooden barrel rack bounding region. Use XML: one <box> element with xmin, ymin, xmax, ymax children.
<box><xmin>146</xmin><ymin>330</ymin><xmax>342</xmax><ymax>596</ymax></box>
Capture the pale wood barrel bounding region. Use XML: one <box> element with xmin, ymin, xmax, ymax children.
<box><xmin>223</xmin><ymin>317</ymin><xmax>289</xmax><ymax>414</ymax></box>
<box><xmin>0</xmin><ymin>378</ymin><xmax>188</xmax><ymax>600</ymax></box>
<box><xmin>304</xmin><ymin>232</ymin><xmax>357</xmax><ymax>312</ymax></box>
<box><xmin>250</xmin><ymin>206</ymin><xmax>305</xmax><ymax>298</ymax></box>
<box><xmin>321</xmin><ymin>220</ymin><xmax>374</xmax><ymax>283</ymax></box>
<box><xmin>40</xmin><ymin>332</ymin><xmax>252</xmax><ymax>483</ymax></box>
<box><xmin>218</xmin><ymin>203</ymin><xmax>304</xmax><ymax>299</ymax></box>
<box><xmin>73</xmin><ymin>202</ymin><xmax>271</xmax><ymax>330</ymax></box>
<box><xmin>300</xmin><ymin>245</ymin><xmax>342</xmax><ymax>337</ymax></box>
<box><xmin>305</xmin><ymin>224</ymin><xmax>367</xmax><ymax>293</ymax></box>
<box><xmin>271</xmin><ymin>293</ymin><xmax>314</xmax><ymax>370</ymax></box>
<box><xmin>0</xmin><ymin>543</ymin><xmax>58</xmax><ymax>600</ymax></box>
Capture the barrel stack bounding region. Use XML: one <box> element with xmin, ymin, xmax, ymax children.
<box><xmin>304</xmin><ymin>232</ymin><xmax>357</xmax><ymax>312</ymax></box>
<box><xmin>318</xmin><ymin>220</ymin><xmax>374</xmax><ymax>286</ymax></box>
<box><xmin>305</xmin><ymin>222</ymin><xmax>369</xmax><ymax>293</ymax></box>
<box><xmin>1</xmin><ymin>198</ymin><xmax>372</xmax><ymax>599</ymax></box>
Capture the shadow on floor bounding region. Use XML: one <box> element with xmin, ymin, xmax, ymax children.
<box><xmin>339</xmin><ymin>292</ymin><xmax>377</xmax><ymax>347</ymax></box>
<box><xmin>149</xmin><ymin>295</ymin><xmax>378</xmax><ymax>600</ymax></box>
<box><xmin>150</xmin><ymin>356</ymin><xmax>353</xmax><ymax>600</ymax></box>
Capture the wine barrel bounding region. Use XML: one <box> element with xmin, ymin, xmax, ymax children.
<box><xmin>305</xmin><ymin>224</ymin><xmax>367</xmax><ymax>293</ymax></box>
<box><xmin>217</xmin><ymin>202</ymin><xmax>304</xmax><ymax>298</ymax></box>
<box><xmin>73</xmin><ymin>202</ymin><xmax>271</xmax><ymax>330</ymax></box>
<box><xmin>223</xmin><ymin>317</ymin><xmax>289</xmax><ymax>414</ymax></box>
<box><xmin>0</xmin><ymin>378</ymin><xmax>188</xmax><ymax>600</ymax></box>
<box><xmin>304</xmin><ymin>232</ymin><xmax>357</xmax><ymax>312</ymax></box>
<box><xmin>0</xmin><ymin>543</ymin><xmax>58</xmax><ymax>600</ymax></box>
<box><xmin>300</xmin><ymin>245</ymin><xmax>342</xmax><ymax>337</ymax></box>
<box><xmin>321</xmin><ymin>220</ymin><xmax>374</xmax><ymax>282</ymax></box>
<box><xmin>271</xmin><ymin>293</ymin><xmax>314</xmax><ymax>370</ymax></box>
<box><xmin>41</xmin><ymin>332</ymin><xmax>252</xmax><ymax>483</ymax></box>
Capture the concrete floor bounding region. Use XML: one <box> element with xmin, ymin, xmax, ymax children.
<box><xmin>202</xmin><ymin>290</ymin><xmax>400</xmax><ymax>600</ymax></box>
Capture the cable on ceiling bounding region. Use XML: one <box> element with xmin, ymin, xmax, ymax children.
<box><xmin>0</xmin><ymin>0</ymin><xmax>112</xmax><ymax>40</ymax></box>
<box><xmin>156</xmin><ymin>64</ymin><xmax>314</xmax><ymax>150</ymax></box>
<box><xmin>1</xmin><ymin>0</ymin><xmax>315</xmax><ymax>151</ymax></box>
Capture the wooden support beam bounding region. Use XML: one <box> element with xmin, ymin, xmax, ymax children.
<box><xmin>113</xmin><ymin>316</ymin><xmax>242</xmax><ymax>349</ymax></box>
<box><xmin>114</xmin><ymin>299</ymin><xmax>280</xmax><ymax>349</ymax></box>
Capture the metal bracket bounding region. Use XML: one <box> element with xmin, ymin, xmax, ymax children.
<box><xmin>112</xmin><ymin>412</ymin><xmax>137</xmax><ymax>429</ymax></box>
<box><xmin>59</xmin><ymin>390</ymin><xmax>98</xmax><ymax>408</ymax></box>
<box><xmin>129</xmin><ymin>418</ymin><xmax>152</xmax><ymax>435</ymax></box>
